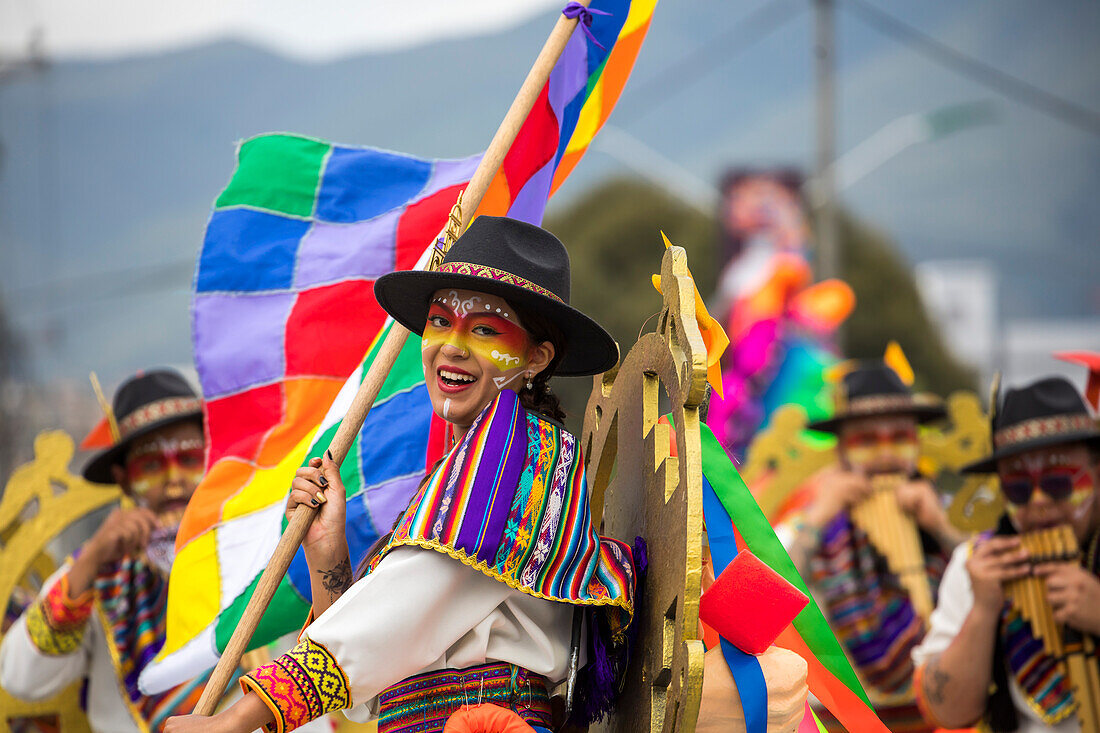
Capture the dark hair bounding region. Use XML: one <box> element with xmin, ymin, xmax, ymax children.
<box><xmin>510</xmin><ymin>300</ymin><xmax>568</xmax><ymax>423</ymax></box>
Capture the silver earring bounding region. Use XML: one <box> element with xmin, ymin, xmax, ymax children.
<box><xmin>525</xmin><ymin>372</ymin><xmax>534</xmax><ymax>391</ymax></box>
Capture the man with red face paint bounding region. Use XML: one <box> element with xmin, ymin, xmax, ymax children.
<box><xmin>913</xmin><ymin>376</ymin><xmax>1100</xmax><ymax>733</ymax></box>
<box><xmin>0</xmin><ymin>370</ymin><xmax>216</xmax><ymax>731</ymax></box>
<box><xmin>778</xmin><ymin>362</ymin><xmax>962</xmax><ymax>733</ymax></box>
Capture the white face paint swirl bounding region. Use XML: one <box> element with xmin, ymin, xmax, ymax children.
<box><xmin>443</xmin><ymin>291</ymin><xmax>484</xmax><ymax>319</ymax></box>
<box><xmin>491</xmin><ymin>350</ymin><xmax>521</xmax><ymax>367</ymax></box>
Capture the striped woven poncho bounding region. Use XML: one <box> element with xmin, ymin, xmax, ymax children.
<box><xmin>372</xmin><ymin>389</ymin><xmax>636</xmax><ymax>636</ymax></box>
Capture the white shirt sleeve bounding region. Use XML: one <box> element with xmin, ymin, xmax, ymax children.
<box><xmin>0</xmin><ymin>567</ymin><xmax>92</xmax><ymax>702</ymax></box>
<box><xmin>912</xmin><ymin>542</ymin><xmax>974</xmax><ymax>668</ymax></box>
<box><xmin>303</xmin><ymin>546</ymin><xmax>574</xmax><ymax>717</ymax></box>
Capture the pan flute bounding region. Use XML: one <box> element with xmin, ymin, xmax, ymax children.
<box><xmin>849</xmin><ymin>473</ymin><xmax>935</xmax><ymax>621</ymax></box>
<box><xmin>1005</xmin><ymin>525</ymin><xmax>1100</xmax><ymax>731</ymax></box>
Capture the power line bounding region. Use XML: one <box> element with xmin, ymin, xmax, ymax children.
<box><xmin>616</xmin><ymin>0</ymin><xmax>806</xmax><ymax>123</ymax></box>
<box><xmin>843</xmin><ymin>0</ymin><xmax>1100</xmax><ymax>138</ymax></box>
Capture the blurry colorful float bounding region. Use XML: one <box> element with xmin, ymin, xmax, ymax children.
<box><xmin>705</xmin><ymin>170</ymin><xmax>854</xmax><ymax>464</ymax></box>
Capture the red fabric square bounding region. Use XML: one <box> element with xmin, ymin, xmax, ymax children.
<box><xmin>395</xmin><ymin>184</ymin><xmax>466</xmax><ymax>273</ymax></box>
<box><xmin>502</xmin><ymin>85</ymin><xmax>558</xmax><ymax>194</ymax></box>
<box><xmin>285</xmin><ymin>281</ymin><xmax>383</xmax><ymax>378</ymax></box>
<box><xmin>205</xmin><ymin>384</ymin><xmax>283</xmax><ymax>465</ymax></box>
<box><xmin>699</xmin><ymin>550</ymin><xmax>808</xmax><ymax>655</ymax></box>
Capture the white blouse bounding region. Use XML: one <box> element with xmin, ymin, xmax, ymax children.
<box><xmin>912</xmin><ymin>543</ymin><xmax>1078</xmax><ymax>733</ymax></box>
<box><xmin>302</xmin><ymin>545</ymin><xmax>576</xmax><ymax>722</ymax></box>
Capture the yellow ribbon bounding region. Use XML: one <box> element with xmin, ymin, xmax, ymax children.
<box><xmin>651</xmin><ymin>232</ymin><xmax>730</xmax><ymax>398</ymax></box>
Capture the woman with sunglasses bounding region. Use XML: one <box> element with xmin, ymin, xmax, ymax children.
<box><xmin>913</xmin><ymin>375</ymin><xmax>1100</xmax><ymax>733</ymax></box>
<box><xmin>775</xmin><ymin>361</ymin><xmax>961</xmax><ymax>733</ymax></box>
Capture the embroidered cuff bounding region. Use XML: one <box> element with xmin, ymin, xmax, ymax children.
<box><xmin>24</xmin><ymin>574</ymin><xmax>94</xmax><ymax>655</ymax></box>
<box><xmin>240</xmin><ymin>638</ymin><xmax>351</xmax><ymax>733</ymax></box>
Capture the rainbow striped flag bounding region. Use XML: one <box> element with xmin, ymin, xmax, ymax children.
<box><xmin>140</xmin><ymin>0</ymin><xmax>658</xmax><ymax>694</ymax></box>
<box><xmin>699</xmin><ymin>424</ymin><xmax>889</xmax><ymax>732</ymax></box>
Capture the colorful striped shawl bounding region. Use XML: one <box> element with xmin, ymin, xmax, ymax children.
<box><xmin>375</xmin><ymin>390</ymin><xmax>635</xmax><ymax>633</ymax></box>
<box><xmin>811</xmin><ymin>513</ymin><xmax>946</xmax><ymax>716</ymax></box>
<box><xmin>93</xmin><ymin>556</ymin><xmax>213</xmax><ymax>731</ymax></box>
<box><xmin>999</xmin><ymin>608</ymin><xmax>1075</xmax><ymax>725</ymax></box>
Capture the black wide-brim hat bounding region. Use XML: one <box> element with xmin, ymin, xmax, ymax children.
<box><xmin>806</xmin><ymin>362</ymin><xmax>946</xmax><ymax>434</ymax></box>
<box><xmin>83</xmin><ymin>369</ymin><xmax>203</xmax><ymax>484</ymax></box>
<box><xmin>374</xmin><ymin>215</ymin><xmax>618</xmax><ymax>376</ymax></box>
<box><xmin>962</xmin><ymin>375</ymin><xmax>1100</xmax><ymax>473</ymax></box>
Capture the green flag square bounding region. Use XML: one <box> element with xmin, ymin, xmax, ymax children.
<box><xmin>216</xmin><ymin>134</ymin><xmax>331</xmax><ymax>218</ymax></box>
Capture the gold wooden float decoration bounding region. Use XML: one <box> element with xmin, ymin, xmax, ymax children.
<box><xmin>583</xmin><ymin>243</ymin><xmax>707</xmax><ymax>733</ymax></box>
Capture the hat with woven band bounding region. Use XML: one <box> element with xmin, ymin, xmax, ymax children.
<box><xmin>374</xmin><ymin>215</ymin><xmax>618</xmax><ymax>377</ymax></box>
<box><xmin>962</xmin><ymin>376</ymin><xmax>1100</xmax><ymax>474</ymax></box>
<box><xmin>806</xmin><ymin>362</ymin><xmax>946</xmax><ymax>434</ymax></box>
<box><xmin>82</xmin><ymin>369</ymin><xmax>203</xmax><ymax>484</ymax></box>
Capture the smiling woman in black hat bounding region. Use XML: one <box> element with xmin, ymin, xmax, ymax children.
<box><xmin>0</xmin><ymin>368</ymin><xmax>214</xmax><ymax>731</ymax></box>
<box><xmin>168</xmin><ymin>217</ymin><xmax>636</xmax><ymax>733</ymax></box>
<box><xmin>913</xmin><ymin>376</ymin><xmax>1100</xmax><ymax>733</ymax></box>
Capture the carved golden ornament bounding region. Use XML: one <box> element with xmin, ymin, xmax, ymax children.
<box><xmin>0</xmin><ymin>431</ymin><xmax>121</xmax><ymax>733</ymax></box>
<box><xmin>583</xmin><ymin>245</ymin><xmax>706</xmax><ymax>733</ymax></box>
<box><xmin>743</xmin><ymin>389</ymin><xmax>998</xmax><ymax>531</ymax></box>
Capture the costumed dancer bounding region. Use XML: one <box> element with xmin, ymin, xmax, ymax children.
<box><xmin>913</xmin><ymin>375</ymin><xmax>1100</xmax><ymax>732</ymax></box>
<box><xmin>777</xmin><ymin>361</ymin><xmax>964</xmax><ymax>732</ymax></box>
<box><xmin>0</xmin><ymin>371</ymin><xmax>214</xmax><ymax>730</ymax></box>
<box><xmin>166</xmin><ymin>217</ymin><xmax>637</xmax><ymax>733</ymax></box>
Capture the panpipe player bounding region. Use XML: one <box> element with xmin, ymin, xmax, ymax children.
<box><xmin>913</xmin><ymin>375</ymin><xmax>1100</xmax><ymax>733</ymax></box>
<box><xmin>779</xmin><ymin>360</ymin><xmax>964</xmax><ymax>733</ymax></box>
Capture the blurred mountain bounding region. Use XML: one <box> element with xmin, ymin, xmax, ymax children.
<box><xmin>0</xmin><ymin>0</ymin><xmax>1097</xmax><ymax>397</ymax></box>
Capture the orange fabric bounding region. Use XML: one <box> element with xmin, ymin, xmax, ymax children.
<box><xmin>442</xmin><ymin>703</ymin><xmax>536</xmax><ymax>733</ymax></box>
<box><xmin>80</xmin><ymin>417</ymin><xmax>115</xmax><ymax>451</ymax></box>
<box><xmin>775</xmin><ymin>625</ymin><xmax>891</xmax><ymax>733</ymax></box>
<box><xmin>177</xmin><ymin>458</ymin><xmax>253</xmax><ymax>546</ymax></box>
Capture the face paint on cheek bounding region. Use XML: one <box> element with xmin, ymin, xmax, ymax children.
<box><xmin>443</xmin><ymin>398</ymin><xmax>452</xmax><ymax>419</ymax></box>
<box><xmin>1072</xmin><ymin>491</ymin><xmax>1095</xmax><ymax>524</ymax></box>
<box><xmin>1069</xmin><ymin>471</ymin><xmax>1097</xmax><ymax>518</ymax></box>
<box><xmin>470</xmin><ymin>323</ymin><xmax>530</xmax><ymax>371</ymax></box>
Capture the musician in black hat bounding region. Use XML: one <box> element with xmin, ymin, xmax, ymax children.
<box><xmin>781</xmin><ymin>360</ymin><xmax>962</xmax><ymax>732</ymax></box>
<box><xmin>0</xmin><ymin>369</ymin><xmax>211</xmax><ymax>730</ymax></box>
<box><xmin>913</xmin><ymin>376</ymin><xmax>1100</xmax><ymax>732</ymax></box>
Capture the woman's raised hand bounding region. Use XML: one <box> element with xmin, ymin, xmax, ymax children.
<box><xmin>287</xmin><ymin>452</ymin><xmax>348</xmax><ymax>559</ymax></box>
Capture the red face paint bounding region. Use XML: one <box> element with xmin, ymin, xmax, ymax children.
<box><xmin>422</xmin><ymin>298</ymin><xmax>530</xmax><ymax>374</ymax></box>
<box><xmin>125</xmin><ymin>437</ymin><xmax>205</xmax><ymax>498</ymax></box>
<box><xmin>839</xmin><ymin>423</ymin><xmax>919</xmax><ymax>474</ymax></box>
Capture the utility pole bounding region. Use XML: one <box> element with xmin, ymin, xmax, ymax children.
<box><xmin>813</xmin><ymin>0</ymin><xmax>838</xmax><ymax>282</ymax></box>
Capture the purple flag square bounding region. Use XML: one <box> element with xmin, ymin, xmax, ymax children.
<box><xmin>293</xmin><ymin>211</ymin><xmax>400</xmax><ymax>289</ymax></box>
<box><xmin>193</xmin><ymin>292</ymin><xmax>295</xmax><ymax>398</ymax></box>
<box><xmin>419</xmin><ymin>155</ymin><xmax>482</xmax><ymax>201</ymax></box>
<box><xmin>364</xmin><ymin>473</ymin><xmax>425</xmax><ymax>533</ymax></box>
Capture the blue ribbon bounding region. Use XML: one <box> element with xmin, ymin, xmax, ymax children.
<box><xmin>703</xmin><ymin>475</ymin><xmax>768</xmax><ymax>733</ymax></box>
<box><xmin>721</xmin><ymin>639</ymin><xmax>769</xmax><ymax>733</ymax></box>
<box><xmin>562</xmin><ymin>2</ymin><xmax>613</xmax><ymax>49</ymax></box>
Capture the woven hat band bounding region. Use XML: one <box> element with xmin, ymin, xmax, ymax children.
<box><xmin>437</xmin><ymin>262</ymin><xmax>564</xmax><ymax>304</ymax></box>
<box><xmin>993</xmin><ymin>413</ymin><xmax>1097</xmax><ymax>450</ymax></box>
<box><xmin>117</xmin><ymin>397</ymin><xmax>201</xmax><ymax>438</ymax></box>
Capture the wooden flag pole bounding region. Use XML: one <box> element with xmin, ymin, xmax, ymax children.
<box><xmin>194</xmin><ymin>1</ymin><xmax>592</xmax><ymax>715</ymax></box>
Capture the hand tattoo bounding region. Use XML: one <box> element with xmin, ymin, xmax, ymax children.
<box><xmin>319</xmin><ymin>558</ymin><xmax>352</xmax><ymax>601</ymax></box>
<box><xmin>923</xmin><ymin>658</ymin><xmax>950</xmax><ymax>705</ymax></box>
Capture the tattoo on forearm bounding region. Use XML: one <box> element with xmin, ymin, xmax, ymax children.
<box><xmin>319</xmin><ymin>558</ymin><xmax>352</xmax><ymax>601</ymax></box>
<box><xmin>924</xmin><ymin>658</ymin><xmax>951</xmax><ymax>705</ymax></box>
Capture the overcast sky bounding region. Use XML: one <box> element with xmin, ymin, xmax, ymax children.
<box><xmin>0</xmin><ymin>0</ymin><xmax>562</xmax><ymax>61</ymax></box>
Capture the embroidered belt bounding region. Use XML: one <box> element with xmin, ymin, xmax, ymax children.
<box><xmin>377</xmin><ymin>662</ymin><xmax>553</xmax><ymax>733</ymax></box>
